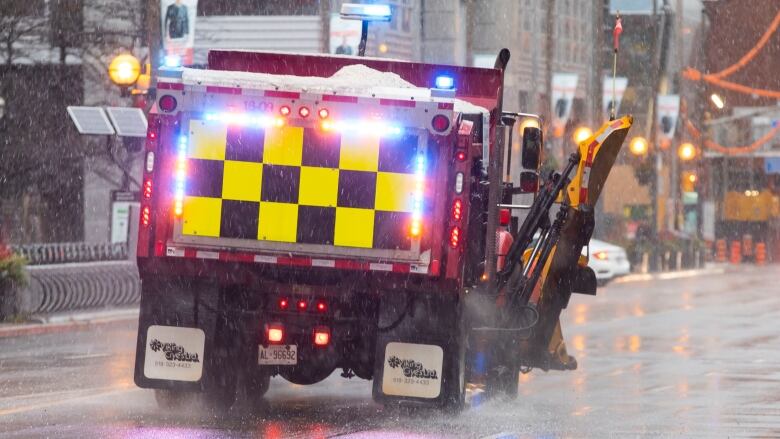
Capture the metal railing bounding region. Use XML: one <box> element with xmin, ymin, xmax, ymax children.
<box><xmin>10</xmin><ymin>242</ymin><xmax>128</xmax><ymax>265</ymax></box>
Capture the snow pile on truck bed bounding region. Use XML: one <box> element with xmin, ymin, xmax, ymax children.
<box><xmin>181</xmin><ymin>65</ymin><xmax>488</xmax><ymax>114</ymax></box>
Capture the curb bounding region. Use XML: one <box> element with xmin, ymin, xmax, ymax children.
<box><xmin>0</xmin><ymin>308</ymin><xmax>139</xmax><ymax>339</ymax></box>
<box><xmin>612</xmin><ymin>265</ymin><xmax>727</xmax><ymax>284</ymax></box>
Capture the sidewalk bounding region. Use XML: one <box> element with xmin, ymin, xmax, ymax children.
<box><xmin>0</xmin><ymin>307</ymin><xmax>138</xmax><ymax>338</ymax></box>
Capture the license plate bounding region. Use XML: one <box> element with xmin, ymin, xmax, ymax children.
<box><xmin>258</xmin><ymin>344</ymin><xmax>297</xmax><ymax>365</ymax></box>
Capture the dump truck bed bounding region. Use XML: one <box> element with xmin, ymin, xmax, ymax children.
<box><xmin>151</xmin><ymin>65</ymin><xmax>471</xmax><ymax>274</ymax></box>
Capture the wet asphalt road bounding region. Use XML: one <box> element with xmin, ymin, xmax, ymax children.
<box><xmin>1</xmin><ymin>265</ymin><xmax>779</xmax><ymax>438</ymax></box>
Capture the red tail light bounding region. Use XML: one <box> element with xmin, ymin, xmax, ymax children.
<box><xmin>316</xmin><ymin>300</ymin><xmax>327</xmax><ymax>313</ymax></box>
<box><xmin>278</xmin><ymin>298</ymin><xmax>289</xmax><ymax>310</ymax></box>
<box><xmin>299</xmin><ymin>106</ymin><xmax>310</xmax><ymax>118</ymax></box>
<box><xmin>267</xmin><ymin>324</ymin><xmax>284</xmax><ymax>343</ymax></box>
<box><xmin>297</xmin><ymin>299</ymin><xmax>308</xmax><ymax>311</ymax></box>
<box><xmin>313</xmin><ymin>327</ymin><xmax>330</xmax><ymax>346</ymax></box>
<box><xmin>141</xmin><ymin>206</ymin><xmax>151</xmax><ymax>226</ymax></box>
<box><xmin>499</xmin><ymin>208</ymin><xmax>511</xmax><ymax>226</ymax></box>
<box><xmin>143</xmin><ymin>179</ymin><xmax>152</xmax><ymax>199</ymax></box>
<box><xmin>318</xmin><ymin>108</ymin><xmax>329</xmax><ymax>119</ymax></box>
<box><xmin>279</xmin><ymin>106</ymin><xmax>291</xmax><ymax>116</ymax></box>
<box><xmin>450</xmin><ymin>226</ymin><xmax>460</xmax><ymax>248</ymax></box>
<box><xmin>456</xmin><ymin>150</ymin><xmax>466</xmax><ymax>161</ymax></box>
<box><xmin>432</xmin><ymin>115</ymin><xmax>450</xmax><ymax>132</ymax></box>
<box><xmin>158</xmin><ymin>95</ymin><xmax>177</xmax><ymax>112</ymax></box>
<box><xmin>452</xmin><ymin>199</ymin><xmax>462</xmax><ymax>221</ymax></box>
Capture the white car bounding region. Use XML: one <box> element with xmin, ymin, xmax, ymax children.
<box><xmin>585</xmin><ymin>239</ymin><xmax>631</xmax><ymax>284</ymax></box>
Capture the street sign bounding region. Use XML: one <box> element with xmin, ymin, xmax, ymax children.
<box><xmin>765</xmin><ymin>157</ymin><xmax>780</xmax><ymax>174</ymax></box>
<box><xmin>551</xmin><ymin>73</ymin><xmax>579</xmax><ymax>132</ymax></box>
<box><xmin>66</xmin><ymin>106</ymin><xmax>115</xmax><ymax>135</ymax></box>
<box><xmin>106</xmin><ymin>107</ymin><xmax>148</xmax><ymax>137</ymax></box>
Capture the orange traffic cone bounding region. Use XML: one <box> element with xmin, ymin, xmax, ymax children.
<box><xmin>755</xmin><ymin>242</ymin><xmax>767</xmax><ymax>266</ymax></box>
<box><xmin>715</xmin><ymin>239</ymin><xmax>727</xmax><ymax>263</ymax></box>
<box><xmin>730</xmin><ymin>241</ymin><xmax>742</xmax><ymax>265</ymax></box>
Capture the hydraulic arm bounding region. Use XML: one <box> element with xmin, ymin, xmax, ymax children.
<box><xmin>492</xmin><ymin>116</ymin><xmax>633</xmax><ymax>369</ymax></box>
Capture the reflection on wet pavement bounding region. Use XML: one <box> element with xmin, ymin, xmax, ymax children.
<box><xmin>0</xmin><ymin>265</ymin><xmax>779</xmax><ymax>437</ymax></box>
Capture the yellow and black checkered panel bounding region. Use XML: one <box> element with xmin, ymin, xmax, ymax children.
<box><xmin>181</xmin><ymin>120</ymin><xmax>421</xmax><ymax>250</ymax></box>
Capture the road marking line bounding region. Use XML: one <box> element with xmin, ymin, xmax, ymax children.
<box><xmin>63</xmin><ymin>353</ymin><xmax>111</xmax><ymax>360</ymax></box>
<box><xmin>0</xmin><ymin>387</ymin><xmax>141</xmax><ymax>417</ymax></box>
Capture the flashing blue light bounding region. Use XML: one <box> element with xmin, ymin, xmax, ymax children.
<box><xmin>164</xmin><ymin>55</ymin><xmax>182</xmax><ymax>68</ymax></box>
<box><xmin>363</xmin><ymin>4</ymin><xmax>391</xmax><ymax>17</ymax></box>
<box><xmin>435</xmin><ymin>75</ymin><xmax>455</xmax><ymax>89</ymax></box>
<box><xmin>340</xmin><ymin>3</ymin><xmax>392</xmax><ymax>21</ymax></box>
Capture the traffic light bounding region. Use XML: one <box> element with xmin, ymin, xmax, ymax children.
<box><xmin>681</xmin><ymin>171</ymin><xmax>697</xmax><ymax>193</ymax></box>
<box><xmin>627</xmin><ymin>136</ymin><xmax>653</xmax><ymax>185</ymax></box>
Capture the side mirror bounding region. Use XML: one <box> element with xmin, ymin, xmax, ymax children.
<box><xmin>519</xmin><ymin>171</ymin><xmax>539</xmax><ymax>193</ymax></box>
<box><xmin>521</xmin><ymin>126</ymin><xmax>542</xmax><ymax>170</ymax></box>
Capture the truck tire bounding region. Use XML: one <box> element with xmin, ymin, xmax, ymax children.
<box><xmin>200</xmin><ymin>368</ymin><xmax>237</xmax><ymax>413</ymax></box>
<box><xmin>154</xmin><ymin>389</ymin><xmax>188</xmax><ymax>409</ymax></box>
<box><xmin>245</xmin><ymin>371</ymin><xmax>271</xmax><ymax>405</ymax></box>
<box><xmin>442</xmin><ymin>317</ymin><xmax>467</xmax><ymax>411</ymax></box>
<box><xmin>485</xmin><ymin>364</ymin><xmax>519</xmax><ymax>399</ymax></box>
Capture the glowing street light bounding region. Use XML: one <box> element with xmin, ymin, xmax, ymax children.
<box><xmin>573</xmin><ymin>126</ymin><xmax>593</xmax><ymax>144</ymax></box>
<box><xmin>710</xmin><ymin>93</ymin><xmax>725</xmax><ymax>110</ymax></box>
<box><xmin>629</xmin><ymin>136</ymin><xmax>649</xmax><ymax>155</ymax></box>
<box><xmin>108</xmin><ymin>54</ymin><xmax>141</xmax><ymax>87</ymax></box>
<box><xmin>678</xmin><ymin>142</ymin><xmax>697</xmax><ymax>161</ymax></box>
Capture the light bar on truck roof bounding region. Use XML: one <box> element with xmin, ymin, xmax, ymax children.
<box><xmin>340</xmin><ymin>3</ymin><xmax>392</xmax><ymax>22</ymax></box>
<box><xmin>321</xmin><ymin>120</ymin><xmax>402</xmax><ymax>137</ymax></box>
<box><xmin>202</xmin><ymin>111</ymin><xmax>403</xmax><ymax>137</ymax></box>
<box><xmin>204</xmin><ymin>112</ymin><xmax>285</xmax><ymax>128</ymax></box>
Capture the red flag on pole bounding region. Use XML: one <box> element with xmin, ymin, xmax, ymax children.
<box><xmin>613</xmin><ymin>15</ymin><xmax>623</xmax><ymax>51</ymax></box>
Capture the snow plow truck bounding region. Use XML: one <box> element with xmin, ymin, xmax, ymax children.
<box><xmin>133</xmin><ymin>47</ymin><xmax>632</xmax><ymax>411</ymax></box>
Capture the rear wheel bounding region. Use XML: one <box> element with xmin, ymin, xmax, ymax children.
<box><xmin>485</xmin><ymin>364</ymin><xmax>519</xmax><ymax>399</ymax></box>
<box><xmin>154</xmin><ymin>389</ymin><xmax>188</xmax><ymax>409</ymax></box>
<box><xmin>245</xmin><ymin>371</ymin><xmax>271</xmax><ymax>406</ymax></box>
<box><xmin>199</xmin><ymin>370</ymin><xmax>237</xmax><ymax>413</ymax></box>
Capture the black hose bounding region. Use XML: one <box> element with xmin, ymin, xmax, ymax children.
<box><xmin>376</xmin><ymin>292</ymin><xmax>413</xmax><ymax>333</ymax></box>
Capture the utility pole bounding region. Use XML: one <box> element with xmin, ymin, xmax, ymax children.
<box><xmin>146</xmin><ymin>0</ymin><xmax>161</xmax><ymax>95</ymax></box>
<box><xmin>646</xmin><ymin>0</ymin><xmax>672</xmax><ymax>268</ymax></box>
<box><xmin>670</xmin><ymin>0</ymin><xmax>684</xmax><ymax>232</ymax></box>
<box><xmin>593</xmin><ymin>0</ymin><xmax>608</xmax><ymax>127</ymax></box>
<box><xmin>545</xmin><ymin>0</ymin><xmax>556</xmax><ymax>161</ymax></box>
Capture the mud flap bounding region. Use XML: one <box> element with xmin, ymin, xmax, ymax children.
<box><xmin>134</xmin><ymin>275</ymin><xmax>222</xmax><ymax>392</ymax></box>
<box><xmin>372</xmin><ymin>292</ymin><xmax>465</xmax><ymax>408</ymax></box>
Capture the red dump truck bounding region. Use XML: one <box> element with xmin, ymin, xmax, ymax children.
<box><xmin>133</xmin><ymin>48</ymin><xmax>631</xmax><ymax>411</ymax></box>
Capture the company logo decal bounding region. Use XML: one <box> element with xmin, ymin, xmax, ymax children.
<box><xmin>387</xmin><ymin>355</ymin><xmax>439</xmax><ymax>380</ymax></box>
<box><xmin>149</xmin><ymin>339</ymin><xmax>200</xmax><ymax>363</ymax></box>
